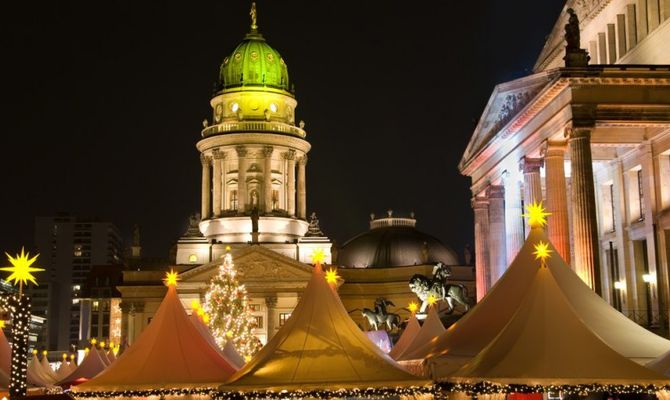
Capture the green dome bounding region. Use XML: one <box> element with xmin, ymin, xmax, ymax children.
<box><xmin>218</xmin><ymin>31</ymin><xmax>290</xmax><ymax>94</ymax></box>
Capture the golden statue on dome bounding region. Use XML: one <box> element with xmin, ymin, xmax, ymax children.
<box><xmin>250</xmin><ymin>2</ymin><xmax>258</xmax><ymax>31</ymax></box>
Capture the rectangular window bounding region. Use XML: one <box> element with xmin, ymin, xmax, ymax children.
<box><xmin>249</xmin><ymin>304</ymin><xmax>261</xmax><ymax>312</ymax></box>
<box><xmin>230</xmin><ymin>190</ymin><xmax>238</xmax><ymax>210</ymax></box>
<box><xmin>272</xmin><ymin>190</ymin><xmax>279</xmax><ymax>210</ymax></box>
<box><xmin>253</xmin><ymin>316</ymin><xmax>263</xmax><ymax>329</ymax></box>
<box><xmin>279</xmin><ymin>312</ymin><xmax>291</xmax><ymax>326</ymax></box>
<box><xmin>637</xmin><ymin>170</ymin><xmax>645</xmax><ymax>221</ymax></box>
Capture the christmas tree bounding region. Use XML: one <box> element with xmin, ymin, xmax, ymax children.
<box><xmin>204</xmin><ymin>248</ymin><xmax>261</xmax><ymax>360</ymax></box>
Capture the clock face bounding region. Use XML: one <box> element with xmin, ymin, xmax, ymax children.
<box><xmin>214</xmin><ymin>104</ymin><xmax>223</xmax><ymax>122</ymax></box>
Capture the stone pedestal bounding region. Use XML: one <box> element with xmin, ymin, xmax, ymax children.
<box><xmin>567</xmin><ymin>127</ymin><xmax>602</xmax><ymax>293</ymax></box>
<box><xmin>472</xmin><ymin>197</ymin><xmax>490</xmax><ymax>301</ymax></box>
<box><xmin>544</xmin><ymin>141</ymin><xmax>571</xmax><ymax>263</ymax></box>
<box><xmin>487</xmin><ymin>185</ymin><xmax>507</xmax><ymax>282</ymax></box>
<box><xmin>503</xmin><ymin>171</ymin><xmax>524</xmax><ymax>264</ymax></box>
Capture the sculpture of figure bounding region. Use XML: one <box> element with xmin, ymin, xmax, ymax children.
<box><xmin>250</xmin><ymin>2</ymin><xmax>258</xmax><ymax>31</ymax></box>
<box><xmin>408</xmin><ymin>262</ymin><xmax>472</xmax><ymax>314</ymax></box>
<box><xmin>306</xmin><ymin>212</ymin><xmax>324</xmax><ymax>237</ymax></box>
<box><xmin>360</xmin><ymin>298</ymin><xmax>401</xmax><ymax>331</ymax></box>
<box><xmin>565</xmin><ymin>8</ymin><xmax>581</xmax><ymax>51</ymax></box>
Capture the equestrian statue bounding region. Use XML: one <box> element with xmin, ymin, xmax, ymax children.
<box><xmin>408</xmin><ymin>262</ymin><xmax>471</xmax><ymax>314</ymax></box>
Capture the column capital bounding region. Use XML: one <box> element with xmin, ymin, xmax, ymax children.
<box><xmin>236</xmin><ymin>145</ymin><xmax>248</xmax><ymax>157</ymax></box>
<box><xmin>212</xmin><ymin>149</ymin><xmax>227</xmax><ymax>160</ymax></box>
<box><xmin>298</xmin><ymin>155</ymin><xmax>308</xmax><ymax>166</ymax></box>
<box><xmin>263</xmin><ymin>145</ymin><xmax>274</xmax><ymax>157</ymax></box>
<box><xmin>200</xmin><ymin>154</ymin><xmax>211</xmax><ymax>166</ymax></box>
<box><xmin>471</xmin><ymin>196</ymin><xmax>489</xmax><ymax>210</ymax></box>
<box><xmin>486</xmin><ymin>184</ymin><xmax>505</xmax><ymax>199</ymax></box>
<box><xmin>564</xmin><ymin>126</ymin><xmax>593</xmax><ymax>140</ymax></box>
<box><xmin>265</xmin><ymin>295</ymin><xmax>278</xmax><ymax>308</ymax></box>
<box><xmin>283</xmin><ymin>149</ymin><xmax>296</xmax><ymax>161</ymax></box>
<box><xmin>519</xmin><ymin>156</ymin><xmax>543</xmax><ymax>174</ymax></box>
<box><xmin>541</xmin><ymin>140</ymin><xmax>568</xmax><ymax>157</ymax></box>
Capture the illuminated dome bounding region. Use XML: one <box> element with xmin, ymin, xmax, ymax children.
<box><xmin>218</xmin><ymin>30</ymin><xmax>290</xmax><ymax>94</ymax></box>
<box><xmin>338</xmin><ymin>212</ymin><xmax>459</xmax><ymax>268</ymax></box>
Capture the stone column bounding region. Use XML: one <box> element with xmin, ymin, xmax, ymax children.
<box><xmin>212</xmin><ymin>150</ymin><xmax>224</xmax><ymax>217</ymax></box>
<box><xmin>544</xmin><ymin>141</ymin><xmax>571</xmax><ymax>263</ymax></box>
<box><xmin>503</xmin><ymin>171</ymin><xmax>524</xmax><ymax>264</ymax></box>
<box><xmin>236</xmin><ymin>146</ymin><xmax>248</xmax><ymax>213</ymax></box>
<box><xmin>200</xmin><ymin>154</ymin><xmax>211</xmax><ymax>219</ymax></box>
<box><xmin>520</xmin><ymin>156</ymin><xmax>543</xmax><ymax>205</ymax></box>
<box><xmin>567</xmin><ymin>126</ymin><xmax>602</xmax><ymax>294</ymax></box>
<box><xmin>297</xmin><ymin>156</ymin><xmax>308</xmax><ymax>219</ymax></box>
<box><xmin>263</xmin><ymin>146</ymin><xmax>274</xmax><ymax>214</ymax></box>
<box><xmin>487</xmin><ymin>185</ymin><xmax>507</xmax><ymax>283</ymax></box>
<box><xmin>265</xmin><ymin>295</ymin><xmax>277</xmax><ymax>340</ymax></box>
<box><xmin>472</xmin><ymin>196</ymin><xmax>490</xmax><ymax>302</ymax></box>
<box><xmin>285</xmin><ymin>150</ymin><xmax>296</xmax><ymax>216</ymax></box>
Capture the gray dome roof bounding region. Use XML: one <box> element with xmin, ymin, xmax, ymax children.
<box><xmin>337</xmin><ymin>215</ymin><xmax>459</xmax><ymax>268</ymax></box>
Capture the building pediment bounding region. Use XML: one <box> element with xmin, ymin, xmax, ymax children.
<box><xmin>179</xmin><ymin>245</ymin><xmax>313</xmax><ymax>285</ymax></box>
<box><xmin>460</xmin><ymin>71</ymin><xmax>557</xmax><ymax>174</ymax></box>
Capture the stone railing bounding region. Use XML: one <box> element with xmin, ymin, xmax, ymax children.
<box><xmin>201</xmin><ymin>121</ymin><xmax>306</xmax><ymax>138</ymax></box>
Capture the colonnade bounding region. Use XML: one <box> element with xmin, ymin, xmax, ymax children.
<box><xmin>200</xmin><ymin>146</ymin><xmax>307</xmax><ymax>220</ymax></box>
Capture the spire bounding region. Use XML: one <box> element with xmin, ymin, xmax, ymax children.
<box><xmin>249</xmin><ymin>2</ymin><xmax>258</xmax><ymax>32</ymax></box>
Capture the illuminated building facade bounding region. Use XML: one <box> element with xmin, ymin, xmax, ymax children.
<box><xmin>460</xmin><ymin>0</ymin><xmax>670</xmax><ymax>331</ymax></box>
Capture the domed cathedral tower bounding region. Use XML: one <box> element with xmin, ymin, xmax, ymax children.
<box><xmin>176</xmin><ymin>4</ymin><xmax>331</xmax><ymax>265</ymax></box>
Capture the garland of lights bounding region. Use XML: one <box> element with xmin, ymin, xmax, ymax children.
<box><xmin>438</xmin><ymin>381</ymin><xmax>670</xmax><ymax>397</ymax></box>
<box><xmin>70</xmin><ymin>385</ymin><xmax>435</xmax><ymax>400</ymax></box>
<box><xmin>0</xmin><ymin>294</ymin><xmax>30</xmax><ymax>399</ymax></box>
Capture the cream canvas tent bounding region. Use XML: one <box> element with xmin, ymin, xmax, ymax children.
<box><xmin>415</xmin><ymin>227</ymin><xmax>670</xmax><ymax>378</ymax></box>
<box><xmin>55</xmin><ymin>361</ymin><xmax>75</xmax><ymax>382</ymax></box>
<box><xmin>58</xmin><ymin>347</ymin><xmax>108</xmax><ymax>386</ymax></box>
<box><xmin>73</xmin><ymin>272</ymin><xmax>236</xmax><ymax>392</ymax></box>
<box><xmin>188</xmin><ymin>310</ymin><xmax>245</xmax><ymax>370</ymax></box>
<box><xmin>395</xmin><ymin>306</ymin><xmax>445</xmax><ymax>362</ymax></box>
<box><xmin>222</xmin><ymin>340</ymin><xmax>245</xmax><ymax>370</ymax></box>
<box><xmin>447</xmin><ymin>242</ymin><xmax>668</xmax><ymax>386</ymax></box>
<box><xmin>222</xmin><ymin>263</ymin><xmax>429</xmax><ymax>393</ymax></box>
<box><xmin>106</xmin><ymin>350</ymin><xmax>116</xmax><ymax>364</ymax></box>
<box><xmin>28</xmin><ymin>354</ymin><xmax>55</xmax><ymax>386</ymax></box>
<box><xmin>40</xmin><ymin>354</ymin><xmax>57</xmax><ymax>381</ymax></box>
<box><xmin>388</xmin><ymin>316</ymin><xmax>421</xmax><ymax>360</ymax></box>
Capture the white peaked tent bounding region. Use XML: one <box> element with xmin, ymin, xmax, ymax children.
<box><xmin>56</xmin><ymin>361</ymin><xmax>75</xmax><ymax>381</ymax></box>
<box><xmin>395</xmin><ymin>306</ymin><xmax>445</xmax><ymax>362</ymax></box>
<box><xmin>40</xmin><ymin>355</ymin><xmax>57</xmax><ymax>381</ymax></box>
<box><xmin>448</xmin><ymin>246</ymin><xmax>668</xmax><ymax>386</ymax></box>
<box><xmin>106</xmin><ymin>350</ymin><xmax>116</xmax><ymax>364</ymax></box>
<box><xmin>28</xmin><ymin>354</ymin><xmax>55</xmax><ymax>386</ymax></box>
<box><xmin>222</xmin><ymin>340</ymin><xmax>245</xmax><ymax>370</ymax></box>
<box><xmin>58</xmin><ymin>347</ymin><xmax>108</xmax><ymax>386</ymax></box>
<box><xmin>223</xmin><ymin>263</ymin><xmax>429</xmax><ymax>393</ymax></box>
<box><xmin>97</xmin><ymin>347</ymin><xmax>111</xmax><ymax>366</ymax></box>
<box><xmin>415</xmin><ymin>227</ymin><xmax>670</xmax><ymax>378</ymax></box>
<box><xmin>73</xmin><ymin>278</ymin><xmax>237</xmax><ymax>392</ymax></box>
<box><xmin>188</xmin><ymin>311</ymin><xmax>244</xmax><ymax>370</ymax></box>
<box><xmin>388</xmin><ymin>316</ymin><xmax>421</xmax><ymax>360</ymax></box>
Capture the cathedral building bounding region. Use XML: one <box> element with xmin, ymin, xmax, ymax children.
<box><xmin>460</xmin><ymin>0</ymin><xmax>670</xmax><ymax>331</ymax></box>
<box><xmin>117</xmin><ymin>9</ymin><xmax>473</xmax><ymax>345</ymax></box>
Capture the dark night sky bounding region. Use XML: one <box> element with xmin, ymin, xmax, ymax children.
<box><xmin>1</xmin><ymin>1</ymin><xmax>565</xmax><ymax>260</ymax></box>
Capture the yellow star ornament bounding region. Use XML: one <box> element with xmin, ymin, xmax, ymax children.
<box><xmin>427</xmin><ymin>294</ymin><xmax>438</xmax><ymax>306</ymax></box>
<box><xmin>164</xmin><ymin>269</ymin><xmax>180</xmax><ymax>287</ymax></box>
<box><xmin>522</xmin><ymin>201</ymin><xmax>551</xmax><ymax>228</ymax></box>
<box><xmin>533</xmin><ymin>241</ymin><xmax>552</xmax><ymax>266</ymax></box>
<box><xmin>311</xmin><ymin>248</ymin><xmax>326</xmax><ymax>266</ymax></box>
<box><xmin>325</xmin><ymin>268</ymin><xmax>339</xmax><ymax>285</ymax></box>
<box><xmin>408</xmin><ymin>301</ymin><xmax>419</xmax><ymax>314</ymax></box>
<box><xmin>2</xmin><ymin>248</ymin><xmax>44</xmax><ymax>293</ymax></box>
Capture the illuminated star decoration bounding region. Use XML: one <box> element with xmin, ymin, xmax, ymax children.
<box><xmin>522</xmin><ymin>201</ymin><xmax>551</xmax><ymax>228</ymax></box>
<box><xmin>1</xmin><ymin>247</ymin><xmax>44</xmax><ymax>295</ymax></box>
<box><xmin>427</xmin><ymin>294</ymin><xmax>438</xmax><ymax>306</ymax></box>
<box><xmin>164</xmin><ymin>269</ymin><xmax>180</xmax><ymax>287</ymax></box>
<box><xmin>311</xmin><ymin>248</ymin><xmax>326</xmax><ymax>266</ymax></box>
<box><xmin>407</xmin><ymin>301</ymin><xmax>419</xmax><ymax>314</ymax></box>
<box><xmin>533</xmin><ymin>241</ymin><xmax>553</xmax><ymax>267</ymax></box>
<box><xmin>325</xmin><ymin>268</ymin><xmax>339</xmax><ymax>285</ymax></box>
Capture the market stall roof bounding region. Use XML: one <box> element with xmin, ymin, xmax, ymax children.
<box><xmin>420</xmin><ymin>227</ymin><xmax>670</xmax><ymax>378</ymax></box>
<box><xmin>58</xmin><ymin>348</ymin><xmax>108</xmax><ymax>386</ymax></box>
<box><xmin>447</xmin><ymin>245</ymin><xmax>668</xmax><ymax>385</ymax></box>
<box><xmin>223</xmin><ymin>263</ymin><xmax>429</xmax><ymax>392</ymax></box>
<box><xmin>389</xmin><ymin>316</ymin><xmax>420</xmax><ymax>360</ymax></box>
<box><xmin>395</xmin><ymin>306</ymin><xmax>445</xmax><ymax>361</ymax></box>
<box><xmin>189</xmin><ymin>311</ymin><xmax>244</xmax><ymax>370</ymax></box>
<box><xmin>73</xmin><ymin>272</ymin><xmax>236</xmax><ymax>392</ymax></box>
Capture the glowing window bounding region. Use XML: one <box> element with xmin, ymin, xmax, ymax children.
<box><xmin>279</xmin><ymin>312</ymin><xmax>291</xmax><ymax>326</ymax></box>
<box><xmin>188</xmin><ymin>254</ymin><xmax>198</xmax><ymax>263</ymax></box>
<box><xmin>231</xmin><ymin>102</ymin><xmax>239</xmax><ymax>113</ymax></box>
<box><xmin>269</xmin><ymin>103</ymin><xmax>277</xmax><ymax>113</ymax></box>
<box><xmin>230</xmin><ymin>190</ymin><xmax>238</xmax><ymax>210</ymax></box>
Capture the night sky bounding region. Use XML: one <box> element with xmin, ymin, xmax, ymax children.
<box><xmin>2</xmin><ymin>1</ymin><xmax>565</xmax><ymax>260</ymax></box>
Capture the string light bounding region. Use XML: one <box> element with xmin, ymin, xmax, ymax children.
<box><xmin>439</xmin><ymin>381</ymin><xmax>668</xmax><ymax>397</ymax></box>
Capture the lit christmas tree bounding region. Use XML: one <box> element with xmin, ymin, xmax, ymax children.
<box><xmin>203</xmin><ymin>248</ymin><xmax>261</xmax><ymax>359</ymax></box>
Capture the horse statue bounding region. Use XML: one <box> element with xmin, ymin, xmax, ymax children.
<box><xmin>361</xmin><ymin>297</ymin><xmax>402</xmax><ymax>331</ymax></box>
<box><xmin>409</xmin><ymin>262</ymin><xmax>471</xmax><ymax>314</ymax></box>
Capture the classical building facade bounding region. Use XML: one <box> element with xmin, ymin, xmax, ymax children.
<box><xmin>117</xmin><ymin>11</ymin><xmax>474</xmax><ymax>346</ymax></box>
<box><xmin>460</xmin><ymin>0</ymin><xmax>670</xmax><ymax>330</ymax></box>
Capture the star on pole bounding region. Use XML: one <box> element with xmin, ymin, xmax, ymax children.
<box><xmin>407</xmin><ymin>301</ymin><xmax>419</xmax><ymax>314</ymax></box>
<box><xmin>325</xmin><ymin>268</ymin><xmax>339</xmax><ymax>285</ymax></box>
<box><xmin>164</xmin><ymin>269</ymin><xmax>180</xmax><ymax>287</ymax></box>
<box><xmin>1</xmin><ymin>247</ymin><xmax>44</xmax><ymax>296</ymax></box>
<box><xmin>533</xmin><ymin>241</ymin><xmax>553</xmax><ymax>267</ymax></box>
<box><xmin>311</xmin><ymin>248</ymin><xmax>326</xmax><ymax>266</ymax></box>
<box><xmin>427</xmin><ymin>294</ymin><xmax>438</xmax><ymax>306</ymax></box>
<box><xmin>522</xmin><ymin>201</ymin><xmax>551</xmax><ymax>228</ymax></box>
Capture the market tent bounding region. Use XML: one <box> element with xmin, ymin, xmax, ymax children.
<box><xmin>395</xmin><ymin>306</ymin><xmax>445</xmax><ymax>361</ymax></box>
<box><xmin>0</xmin><ymin>328</ymin><xmax>10</xmax><ymax>375</ymax></box>
<box><xmin>223</xmin><ymin>263</ymin><xmax>429</xmax><ymax>392</ymax></box>
<box><xmin>28</xmin><ymin>354</ymin><xmax>55</xmax><ymax>386</ymax></box>
<box><xmin>418</xmin><ymin>227</ymin><xmax>670</xmax><ymax>377</ymax></box>
<box><xmin>447</xmin><ymin>248</ymin><xmax>668</xmax><ymax>385</ymax></box>
<box><xmin>106</xmin><ymin>350</ymin><xmax>116</xmax><ymax>364</ymax></box>
<box><xmin>58</xmin><ymin>348</ymin><xmax>108</xmax><ymax>386</ymax></box>
<box><xmin>73</xmin><ymin>275</ymin><xmax>236</xmax><ymax>392</ymax></box>
<box><xmin>55</xmin><ymin>361</ymin><xmax>75</xmax><ymax>381</ymax></box>
<box><xmin>222</xmin><ymin>340</ymin><xmax>245</xmax><ymax>370</ymax></box>
<box><xmin>188</xmin><ymin>310</ymin><xmax>244</xmax><ymax>370</ymax></box>
<box><xmin>388</xmin><ymin>316</ymin><xmax>421</xmax><ymax>360</ymax></box>
<box><xmin>40</xmin><ymin>355</ymin><xmax>57</xmax><ymax>381</ymax></box>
